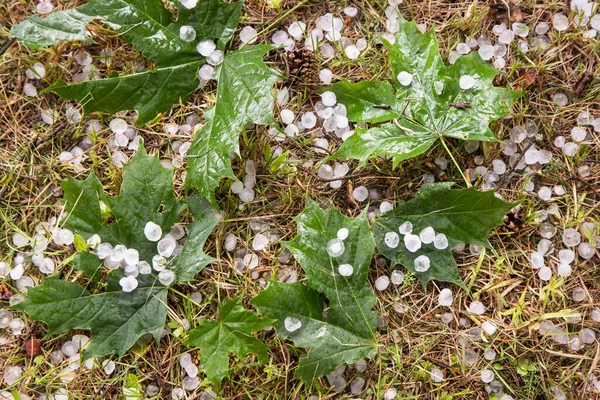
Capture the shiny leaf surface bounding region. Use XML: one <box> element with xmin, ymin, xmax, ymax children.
<box><xmin>187</xmin><ymin>297</ymin><xmax>274</xmax><ymax>388</ymax></box>
<box><xmin>252</xmin><ymin>199</ymin><xmax>378</xmax><ymax>381</ymax></box>
<box><xmin>185</xmin><ymin>45</ymin><xmax>280</xmax><ymax>205</ymax></box>
<box><xmin>11</xmin><ymin>0</ymin><xmax>243</xmax><ymax>125</ymax></box>
<box><xmin>373</xmin><ymin>183</ymin><xmax>516</xmax><ymax>288</ymax></box>
<box><xmin>331</xmin><ymin>15</ymin><xmax>518</xmax><ymax>165</ymax></box>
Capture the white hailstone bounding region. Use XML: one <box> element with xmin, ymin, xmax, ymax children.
<box><xmin>399</xmin><ymin>221</ymin><xmax>413</xmax><ymax>234</ymax></box>
<box><xmin>318</xmin><ymin>164</ymin><xmax>334</xmax><ymax>179</ymax></box>
<box><xmin>12</xmin><ymin>233</ymin><xmax>29</xmax><ymax>248</ymax></box>
<box><xmin>199</xmin><ymin>64</ymin><xmax>214</xmax><ymax>80</ymax></box>
<box><xmin>144</xmin><ymin>221</ymin><xmax>162</xmax><ymax>242</ymax></box>
<box><xmin>572</xmin><ymin>287</ymin><xmax>586</xmax><ymax>302</ymax></box>
<box><xmin>284</xmin><ymin>123</ymin><xmax>299</xmax><ymax>137</ymax></box>
<box><xmin>319</xmin><ymin>69</ymin><xmax>333</xmax><ymax>85</ymax></box>
<box><xmin>152</xmin><ymin>255</ymin><xmax>168</xmax><ymax>271</ymax></box>
<box><xmin>196</xmin><ymin>40</ymin><xmax>216</xmax><ymax>57</ymax></box>
<box><xmin>385</xmin><ymin>232</ymin><xmax>400</xmax><ymax>248</ymax></box>
<box><xmin>280</xmin><ymin>109</ymin><xmax>294</xmax><ymax>125</ymax></box>
<box><xmin>53</xmin><ymin>228</ymin><xmax>74</xmax><ymax>246</ymax></box>
<box><xmin>158</xmin><ymin>236</ymin><xmax>176</xmax><ymax>257</ymax></box>
<box><xmin>511</xmin><ymin>22</ymin><xmax>529</xmax><ymax>38</ymax></box>
<box><xmin>391</xmin><ymin>270</ymin><xmax>404</xmax><ymax>285</ymax></box>
<box><xmin>430</xmin><ymin>368</ymin><xmax>444</xmax><ymax>383</ymax></box>
<box><xmin>190</xmin><ymin>291</ymin><xmax>203</xmax><ymax>304</ymax></box>
<box><xmin>538</xmin><ymin>266</ymin><xmax>552</xmax><ymax>281</ymax></box>
<box><xmin>207</xmin><ymin>50</ymin><xmax>224</xmax><ymax>66</ymax></box>
<box><xmin>397</xmin><ymin>71</ymin><xmax>413</xmax><ymax>86</ymax></box>
<box><xmin>557</xmin><ymin>263</ymin><xmax>572</xmax><ymax>277</ymax></box>
<box><xmin>579</xmin><ymin>242</ymin><xmax>595</xmax><ymax>259</ymax></box>
<box><xmin>591</xmin><ymin>309</ymin><xmax>600</xmax><ymax>322</ymax></box>
<box><xmin>456</xmin><ymin>42</ymin><xmax>471</xmax><ymax>54</ymax></box>
<box><xmin>284</xmin><ymin>316</ymin><xmax>301</xmax><ymax>332</ymax></box>
<box><xmin>301</xmin><ymin>112</ymin><xmax>317</xmax><ymax>129</ymax></box>
<box><xmin>123</xmin><ymin>249</ymin><xmax>139</xmax><ymax>266</ymax></box>
<box><xmin>9</xmin><ymin>264</ymin><xmax>24</xmax><ymax>280</ymax></box>
<box><xmin>179</xmin><ymin>25</ymin><xmax>196</xmax><ymax>42</ymax></box>
<box><xmin>337</xmin><ymin>228</ymin><xmax>349</xmax><ymax>241</ymax></box>
<box><xmin>9</xmin><ymin>317</ymin><xmax>25</xmax><ymax>334</ymax></box>
<box><xmin>239</xmin><ymin>26</ymin><xmax>258</xmax><ymax>45</ymax></box>
<box><xmin>26</xmin><ymin>62</ymin><xmax>46</xmax><ymax>80</ymax></box>
<box><xmin>244</xmin><ymin>253</ymin><xmax>259</xmax><ymax>269</ymax></box>
<box><xmin>414</xmin><ymin>255</ymin><xmax>430</xmax><ymax>272</ymax></box>
<box><xmin>492</xmin><ymin>57</ymin><xmax>506</xmax><ymax>69</ymax></box>
<box><xmin>571</xmin><ymin>126</ymin><xmax>588</xmax><ymax>142</ymax></box>
<box><xmin>404</xmin><ymin>234</ymin><xmax>421</xmax><ymax>252</ymax></box>
<box><xmin>97</xmin><ymin>243</ymin><xmax>113</xmax><ymax>259</ymax></box>
<box><xmin>535</xmin><ymin>22</ymin><xmax>550</xmax><ymax>35</ymax></box>
<box><xmin>562</xmin><ymin>228</ymin><xmax>581</xmax><ymax>247</ymax></box>
<box><xmin>109</xmin><ymin>244</ymin><xmax>126</xmax><ymax>263</ymax></box>
<box><xmin>23</xmin><ymin>82</ymin><xmax>37</xmax><ymax>97</ymax></box>
<box><xmin>553</xmin><ymin>185</ymin><xmax>566</xmax><ymax>195</ymax></box>
<box><xmin>287</xmin><ymin>21</ymin><xmax>306</xmax><ymax>41</ymax></box>
<box><xmin>553</xmin><ymin>93</ymin><xmax>568</xmax><ymax>107</ymax></box>
<box><xmin>336</xmin><ymin>115</ymin><xmax>349</xmax><ymax>129</ymax></box>
<box><xmin>538</xmin><ymin>187</ymin><xmax>552</xmax><ymax>201</ymax></box>
<box><xmin>419</xmin><ymin>227</ymin><xmax>435</xmax><ymax>244</ymax></box>
<box><xmin>380</xmin><ymin>202</ymin><xmax>393</xmax><ymax>213</ymax></box>
<box><xmin>134</xmin><ymin>261</ymin><xmax>150</xmax><ymax>275</ymax></box>
<box><xmin>438</xmin><ymin>288</ymin><xmax>453</xmax><ymax>306</ymax></box>
<box><xmin>344</xmin><ymin>6</ymin><xmax>358</xmax><ymax>17</ymax></box>
<box><xmin>228</xmin><ymin>181</ymin><xmax>244</xmax><ymax>195</ymax></box>
<box><xmin>276</xmin><ymin>87</ymin><xmax>289</xmax><ymax>106</ymax></box>
<box><xmin>338</xmin><ymin>263</ymin><xmax>353</xmax><ymax>276</ymax></box>
<box><xmin>119</xmin><ymin>276</ymin><xmax>138</xmax><ymax>292</ymax></box>
<box><xmin>553</xmin><ymin>13</ymin><xmax>569</xmax><ymax>31</ymax></box>
<box><xmin>180</xmin><ymin>0</ymin><xmax>198</xmax><ymax>8</ymax></box>
<box><xmin>559</xmin><ymin>250</ymin><xmax>575</xmax><ymax>264</ymax></box>
<box><xmin>111</xmin><ymin>151</ymin><xmax>128</xmax><ymax>168</ymax></box>
<box><xmin>39</xmin><ymin>257</ymin><xmax>55</xmax><ymax>274</ymax></box>
<box><xmin>321</xmin><ymin>91</ymin><xmax>337</xmax><ymax>107</ymax></box>
<box><xmin>345</xmin><ymin>45</ymin><xmax>360</xmax><ymax>59</ymax></box>
<box><xmin>172</xmin><ymin>388</ymin><xmax>185</xmax><ymax>400</ymax></box>
<box><xmin>498</xmin><ymin>29</ymin><xmax>515</xmax><ymax>44</ymax></box>
<box><xmin>3</xmin><ymin>366</ymin><xmax>23</xmax><ymax>386</ymax></box>
<box><xmin>327</xmin><ymin>238</ymin><xmax>345</xmax><ymax>257</ymax></box>
<box><xmin>478</xmin><ymin>44</ymin><xmax>495</xmax><ymax>60</ymax></box>
<box><xmin>158</xmin><ymin>270</ymin><xmax>175</xmax><ymax>286</ymax></box>
<box><xmin>581</xmin><ymin>328</ymin><xmax>596</xmax><ymax>344</ymax></box>
<box><xmin>272</xmin><ymin>30</ymin><xmax>289</xmax><ymax>45</ymax></box>
<box><xmin>469</xmin><ymin>301</ymin><xmax>486</xmax><ymax>315</ymax></box>
<box><xmin>252</xmin><ymin>234</ymin><xmax>269</xmax><ymax>251</ymax></box>
<box><xmin>433</xmin><ymin>233</ymin><xmax>448</xmax><ymax>249</ymax></box>
<box><xmin>103</xmin><ymin>360</ymin><xmax>116</xmax><ymax>375</ymax></box>
<box><xmin>375</xmin><ymin>275</ymin><xmax>390</xmax><ymax>291</ymax></box>
<box><xmin>563</xmin><ymin>142</ymin><xmax>579</xmax><ymax>157</ymax></box>
<box><xmin>481</xmin><ymin>369</ymin><xmax>494</xmax><ymax>383</ymax></box>
<box><xmin>530</xmin><ymin>252</ymin><xmax>545</xmax><ymax>269</ymax></box>
<box><xmin>352</xmin><ymin>186</ymin><xmax>369</xmax><ymax>202</ymax></box>
<box><xmin>384</xmin><ymin>388</ymin><xmax>397</xmax><ymax>400</ymax></box>
<box><xmin>109</xmin><ymin>118</ymin><xmax>127</xmax><ymax>135</ymax></box>
<box><xmin>239</xmin><ymin>188</ymin><xmax>255</xmax><ymax>203</ymax></box>
<box><xmin>482</xmin><ymin>321</ymin><xmax>497</xmax><ymax>335</ymax></box>
<box><xmin>459</xmin><ymin>75</ymin><xmax>475</xmax><ymax>90</ymax></box>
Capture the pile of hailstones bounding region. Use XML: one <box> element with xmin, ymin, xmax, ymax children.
<box><xmin>95</xmin><ymin>221</ymin><xmax>188</xmax><ymax>292</ymax></box>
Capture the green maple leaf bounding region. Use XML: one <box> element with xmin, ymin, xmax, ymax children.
<box><xmin>372</xmin><ymin>183</ymin><xmax>516</xmax><ymax>288</ymax></box>
<box><xmin>10</xmin><ymin>0</ymin><xmax>243</xmax><ymax>125</ymax></box>
<box><xmin>187</xmin><ymin>297</ymin><xmax>274</xmax><ymax>388</ymax></box>
<box><xmin>251</xmin><ymin>199</ymin><xmax>378</xmax><ymax>381</ymax></box>
<box><xmin>13</xmin><ymin>149</ymin><xmax>219</xmax><ymax>358</ymax></box>
<box><xmin>327</xmin><ymin>14</ymin><xmax>519</xmax><ymax>167</ymax></box>
<box><xmin>185</xmin><ymin>45</ymin><xmax>281</xmax><ymax>206</ymax></box>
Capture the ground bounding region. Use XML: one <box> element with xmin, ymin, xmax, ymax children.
<box><xmin>0</xmin><ymin>0</ymin><xmax>599</xmax><ymax>399</ymax></box>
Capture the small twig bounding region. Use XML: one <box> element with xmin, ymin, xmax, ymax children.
<box><xmin>567</xmin><ymin>174</ymin><xmax>600</xmax><ymax>198</ymax></box>
<box><xmin>0</xmin><ymin>38</ymin><xmax>16</xmax><ymax>57</ymax></box>
<box><xmin>0</xmin><ymin>165</ymin><xmax>38</xmax><ymax>182</ymax></box>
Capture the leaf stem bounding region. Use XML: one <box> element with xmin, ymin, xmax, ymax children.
<box><xmin>438</xmin><ymin>136</ymin><xmax>471</xmax><ymax>188</ymax></box>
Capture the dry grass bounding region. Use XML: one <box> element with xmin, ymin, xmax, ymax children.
<box><xmin>1</xmin><ymin>0</ymin><xmax>599</xmax><ymax>399</ymax></box>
